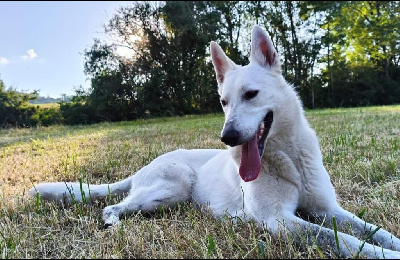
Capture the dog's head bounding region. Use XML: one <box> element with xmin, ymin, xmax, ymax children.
<box><xmin>210</xmin><ymin>25</ymin><xmax>289</xmax><ymax>182</ymax></box>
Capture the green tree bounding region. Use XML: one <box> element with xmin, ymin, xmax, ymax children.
<box><xmin>99</xmin><ymin>1</ymin><xmax>223</xmax><ymax>117</ymax></box>
<box><xmin>243</xmin><ymin>1</ymin><xmax>322</xmax><ymax>107</ymax></box>
<box><xmin>65</xmin><ymin>0</ymin><xmax>400</xmax><ymax>126</ymax></box>
<box><xmin>0</xmin><ymin>77</ymin><xmax>40</xmax><ymax>127</ymax></box>
<box><xmin>313</xmin><ymin>1</ymin><xmax>400</xmax><ymax>106</ymax></box>
<box><xmin>59</xmin><ymin>85</ymin><xmax>93</xmax><ymax>125</ymax></box>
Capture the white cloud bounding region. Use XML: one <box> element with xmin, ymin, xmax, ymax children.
<box><xmin>0</xmin><ymin>57</ymin><xmax>9</xmax><ymax>65</ymax></box>
<box><xmin>21</xmin><ymin>49</ymin><xmax>38</xmax><ymax>59</ymax></box>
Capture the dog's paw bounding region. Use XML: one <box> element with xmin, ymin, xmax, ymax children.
<box><xmin>102</xmin><ymin>205</ymin><xmax>121</xmax><ymax>228</ymax></box>
<box><xmin>103</xmin><ymin>223</ymin><xmax>113</xmax><ymax>229</ymax></box>
<box><xmin>103</xmin><ymin>215</ymin><xmax>121</xmax><ymax>229</ymax></box>
<box><xmin>102</xmin><ymin>205</ymin><xmax>116</xmax><ymax>220</ymax></box>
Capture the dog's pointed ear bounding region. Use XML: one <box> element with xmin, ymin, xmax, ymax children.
<box><xmin>210</xmin><ymin>41</ymin><xmax>237</xmax><ymax>85</ymax></box>
<box><xmin>250</xmin><ymin>25</ymin><xmax>281</xmax><ymax>71</ymax></box>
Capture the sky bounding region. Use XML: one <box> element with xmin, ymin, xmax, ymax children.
<box><xmin>0</xmin><ymin>1</ymin><xmax>133</xmax><ymax>98</ymax></box>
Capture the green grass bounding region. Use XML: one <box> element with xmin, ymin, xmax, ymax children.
<box><xmin>0</xmin><ymin>106</ymin><xmax>399</xmax><ymax>258</ymax></box>
<box><xmin>29</xmin><ymin>102</ymin><xmax>60</xmax><ymax>109</ymax></box>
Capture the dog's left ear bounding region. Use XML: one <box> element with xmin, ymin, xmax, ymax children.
<box><xmin>250</xmin><ymin>25</ymin><xmax>281</xmax><ymax>72</ymax></box>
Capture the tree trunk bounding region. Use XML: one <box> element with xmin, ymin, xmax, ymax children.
<box><xmin>327</xmin><ymin>21</ymin><xmax>334</xmax><ymax>106</ymax></box>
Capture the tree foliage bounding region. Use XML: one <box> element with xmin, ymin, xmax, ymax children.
<box><xmin>3</xmin><ymin>1</ymin><xmax>399</xmax><ymax>126</ymax></box>
<box><xmin>0</xmin><ymin>77</ymin><xmax>36</xmax><ymax>127</ymax></box>
<box><xmin>298</xmin><ymin>1</ymin><xmax>400</xmax><ymax>107</ymax></box>
<box><xmin>0</xmin><ymin>77</ymin><xmax>62</xmax><ymax>127</ymax></box>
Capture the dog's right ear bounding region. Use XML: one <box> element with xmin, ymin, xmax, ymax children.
<box><xmin>210</xmin><ymin>41</ymin><xmax>236</xmax><ymax>85</ymax></box>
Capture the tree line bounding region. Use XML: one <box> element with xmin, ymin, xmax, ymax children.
<box><xmin>0</xmin><ymin>78</ymin><xmax>62</xmax><ymax>127</ymax></box>
<box><xmin>1</xmin><ymin>1</ymin><xmax>400</xmax><ymax>127</ymax></box>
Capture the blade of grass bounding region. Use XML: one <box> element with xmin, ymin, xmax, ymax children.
<box><xmin>354</xmin><ymin>226</ymin><xmax>381</xmax><ymax>258</ymax></box>
<box><xmin>332</xmin><ymin>216</ymin><xmax>340</xmax><ymax>257</ymax></box>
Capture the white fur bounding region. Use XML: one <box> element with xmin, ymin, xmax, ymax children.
<box><xmin>29</xmin><ymin>25</ymin><xmax>400</xmax><ymax>258</ymax></box>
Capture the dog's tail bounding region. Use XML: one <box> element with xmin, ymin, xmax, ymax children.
<box><xmin>28</xmin><ymin>176</ymin><xmax>134</xmax><ymax>204</ymax></box>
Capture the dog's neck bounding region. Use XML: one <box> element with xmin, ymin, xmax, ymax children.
<box><xmin>275</xmin><ymin>85</ymin><xmax>308</xmax><ymax>139</ymax></box>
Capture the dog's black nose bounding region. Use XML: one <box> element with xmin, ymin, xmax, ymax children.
<box><xmin>221</xmin><ymin>129</ymin><xmax>240</xmax><ymax>146</ymax></box>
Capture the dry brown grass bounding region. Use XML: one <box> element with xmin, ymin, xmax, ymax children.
<box><xmin>1</xmin><ymin>106</ymin><xmax>399</xmax><ymax>258</ymax></box>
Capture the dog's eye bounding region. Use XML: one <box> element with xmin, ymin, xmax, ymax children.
<box><xmin>244</xmin><ymin>90</ymin><xmax>259</xmax><ymax>100</ymax></box>
<box><xmin>221</xmin><ymin>100</ymin><xmax>227</xmax><ymax>107</ymax></box>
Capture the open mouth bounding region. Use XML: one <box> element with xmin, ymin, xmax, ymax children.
<box><xmin>239</xmin><ymin>111</ymin><xmax>273</xmax><ymax>182</ymax></box>
<box><xmin>257</xmin><ymin>111</ymin><xmax>274</xmax><ymax>157</ymax></box>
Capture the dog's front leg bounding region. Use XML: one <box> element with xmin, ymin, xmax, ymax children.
<box><xmin>102</xmin><ymin>191</ymin><xmax>148</xmax><ymax>228</ymax></box>
<box><xmin>102</xmin><ymin>187</ymin><xmax>186</xmax><ymax>228</ymax></box>
<box><xmin>264</xmin><ymin>213</ymin><xmax>400</xmax><ymax>259</ymax></box>
<box><xmin>102</xmin><ymin>157</ymin><xmax>195</xmax><ymax>228</ymax></box>
<box><xmin>324</xmin><ymin>207</ymin><xmax>400</xmax><ymax>252</ymax></box>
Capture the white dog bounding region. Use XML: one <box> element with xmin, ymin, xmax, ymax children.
<box><xmin>30</xmin><ymin>25</ymin><xmax>400</xmax><ymax>258</ymax></box>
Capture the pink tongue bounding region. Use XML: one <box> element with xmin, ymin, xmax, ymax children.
<box><xmin>239</xmin><ymin>134</ymin><xmax>261</xmax><ymax>182</ymax></box>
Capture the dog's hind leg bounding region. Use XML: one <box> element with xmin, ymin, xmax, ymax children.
<box><xmin>265</xmin><ymin>213</ymin><xmax>400</xmax><ymax>259</ymax></box>
<box><xmin>102</xmin><ymin>161</ymin><xmax>195</xmax><ymax>227</ymax></box>
<box><xmin>320</xmin><ymin>206</ymin><xmax>400</xmax><ymax>252</ymax></box>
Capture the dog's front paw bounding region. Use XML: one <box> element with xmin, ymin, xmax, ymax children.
<box><xmin>102</xmin><ymin>206</ymin><xmax>120</xmax><ymax>228</ymax></box>
<box><xmin>103</xmin><ymin>215</ymin><xmax>121</xmax><ymax>229</ymax></box>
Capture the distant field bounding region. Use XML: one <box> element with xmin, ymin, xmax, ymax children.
<box><xmin>0</xmin><ymin>105</ymin><xmax>399</xmax><ymax>258</ymax></box>
<box><xmin>29</xmin><ymin>102</ymin><xmax>60</xmax><ymax>109</ymax></box>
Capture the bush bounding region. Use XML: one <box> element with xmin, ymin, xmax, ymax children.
<box><xmin>30</xmin><ymin>106</ymin><xmax>63</xmax><ymax>126</ymax></box>
<box><xmin>0</xmin><ymin>77</ymin><xmax>64</xmax><ymax>128</ymax></box>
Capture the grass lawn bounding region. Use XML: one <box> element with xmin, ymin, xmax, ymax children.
<box><xmin>29</xmin><ymin>102</ymin><xmax>60</xmax><ymax>109</ymax></box>
<box><xmin>0</xmin><ymin>105</ymin><xmax>399</xmax><ymax>258</ymax></box>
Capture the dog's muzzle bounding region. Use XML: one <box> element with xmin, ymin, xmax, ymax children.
<box><xmin>220</xmin><ymin>111</ymin><xmax>273</xmax><ymax>155</ymax></box>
